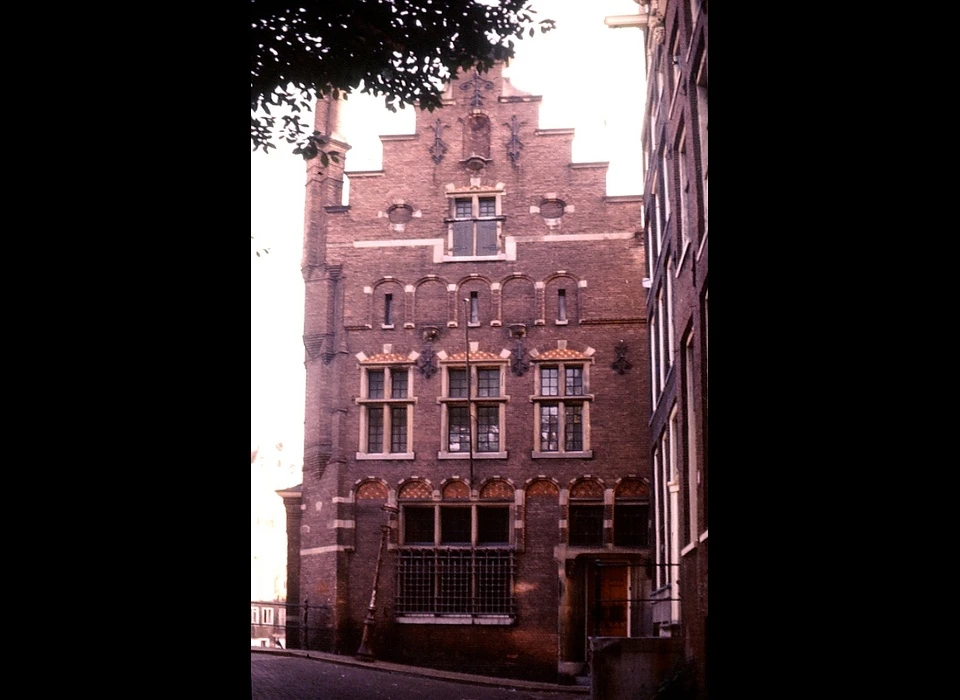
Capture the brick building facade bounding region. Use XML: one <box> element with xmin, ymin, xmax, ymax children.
<box><xmin>635</xmin><ymin>1</ymin><xmax>708</xmax><ymax>697</ymax></box>
<box><xmin>283</xmin><ymin>62</ymin><xmax>652</xmax><ymax>684</ymax></box>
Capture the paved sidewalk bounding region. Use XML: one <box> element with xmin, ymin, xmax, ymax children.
<box><xmin>251</xmin><ymin>647</ymin><xmax>590</xmax><ymax>694</ymax></box>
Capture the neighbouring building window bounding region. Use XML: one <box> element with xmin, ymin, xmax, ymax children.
<box><xmin>439</xmin><ymin>362</ymin><xmax>507</xmax><ymax>458</ymax></box>
<box><xmin>557</xmin><ymin>289</ymin><xmax>567</xmax><ymax>322</ymax></box>
<box><xmin>677</xmin><ymin>126</ymin><xmax>690</xmax><ymax>256</ymax></box>
<box><xmin>532</xmin><ymin>360</ymin><xmax>592</xmax><ymax>458</ymax></box>
<box><xmin>653</xmin><ymin>406</ymin><xmax>681</xmax><ymax>627</ymax></box>
<box><xmin>396</xmin><ymin>479</ymin><xmax>515</xmax><ymax>619</ymax></box>
<box><xmin>696</xmin><ymin>50</ymin><xmax>708</xmax><ymax>244</ymax></box>
<box><xmin>682</xmin><ymin>332</ymin><xmax>699</xmax><ymax>547</ymax></box>
<box><xmin>251</xmin><ymin>606</ymin><xmax>260</xmax><ymax>625</ymax></box>
<box><xmin>262</xmin><ymin>607</ymin><xmax>275</xmax><ymax>626</ymax></box>
<box><xmin>446</xmin><ymin>191</ymin><xmax>504</xmax><ymax>258</ymax></box>
<box><xmin>357</xmin><ymin>365</ymin><xmax>416</xmax><ymax>458</ymax></box>
<box><xmin>384</xmin><ymin>293</ymin><xmax>394</xmax><ymax>326</ymax></box>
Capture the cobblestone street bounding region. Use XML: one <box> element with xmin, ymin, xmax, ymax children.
<box><xmin>251</xmin><ymin>651</ymin><xmax>586</xmax><ymax>700</ymax></box>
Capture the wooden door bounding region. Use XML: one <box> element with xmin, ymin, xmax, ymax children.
<box><xmin>597</xmin><ymin>565</ymin><xmax>628</xmax><ymax>637</ymax></box>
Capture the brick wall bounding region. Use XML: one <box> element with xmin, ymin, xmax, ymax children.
<box><xmin>299</xmin><ymin>62</ymin><xmax>652</xmax><ymax>681</ymax></box>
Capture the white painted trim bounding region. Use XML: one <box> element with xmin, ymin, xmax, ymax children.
<box><xmin>513</xmin><ymin>232</ymin><xmax>636</xmax><ymax>243</ymax></box>
<box><xmin>354</xmin><ymin>238</ymin><xmax>444</xmax><ymax>248</ymax></box>
<box><xmin>680</xmin><ymin>542</ymin><xmax>696</xmax><ymax>557</ymax></box>
<box><xmin>437</xmin><ymin>451</ymin><xmax>508</xmax><ymax>460</ymax></box>
<box><xmin>395</xmin><ymin>615</ymin><xmax>514</xmax><ymax>625</ymax></box>
<box><xmin>329</xmin><ymin>520</ymin><xmax>355</xmax><ymax>529</ymax></box>
<box><xmin>532</xmin><ymin>450</ymin><xmax>594</xmax><ymax>459</ymax></box>
<box><xmin>356</xmin><ymin>452</ymin><xmax>416</xmax><ymax>460</ymax></box>
<box><xmin>301</xmin><ymin>545</ymin><xmax>351</xmax><ymax>556</ymax></box>
<box><xmin>698</xmin><ymin>529</ymin><xmax>708</xmax><ymax>543</ymax></box>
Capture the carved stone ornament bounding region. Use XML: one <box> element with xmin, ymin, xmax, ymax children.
<box><xmin>611</xmin><ymin>340</ymin><xmax>633</xmax><ymax>375</ymax></box>
<box><xmin>416</xmin><ymin>343</ymin><xmax>439</xmax><ymax>379</ymax></box>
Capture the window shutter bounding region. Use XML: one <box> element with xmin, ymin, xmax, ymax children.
<box><xmin>476</xmin><ymin>220</ymin><xmax>498</xmax><ymax>255</ymax></box>
<box><xmin>452</xmin><ymin>221</ymin><xmax>473</xmax><ymax>256</ymax></box>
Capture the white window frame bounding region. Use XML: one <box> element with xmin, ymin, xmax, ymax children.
<box><xmin>531</xmin><ymin>360</ymin><xmax>594</xmax><ymax>458</ymax></box>
<box><xmin>438</xmin><ymin>363</ymin><xmax>509</xmax><ymax>460</ymax></box>
<box><xmin>666</xmin><ymin>256</ymin><xmax>675</xmax><ymax>369</ymax></box>
<box><xmin>684</xmin><ymin>333</ymin><xmax>700</xmax><ymax>547</ymax></box>
<box><xmin>650</xmin><ymin>306</ymin><xmax>659</xmax><ymax>410</ymax></box>
<box><xmin>443</xmin><ymin>189</ymin><xmax>507</xmax><ymax>262</ymax></box>
<box><xmin>667</xmin><ymin>407</ymin><xmax>681</xmax><ymax>624</ymax></box>
<box><xmin>356</xmin><ymin>365</ymin><xmax>416</xmax><ymax>460</ymax></box>
<box><xmin>677</xmin><ymin>126</ymin><xmax>691</xmax><ymax>262</ymax></box>
<box><xmin>251</xmin><ymin>606</ymin><xmax>260</xmax><ymax>625</ymax></box>
<box><xmin>262</xmin><ymin>607</ymin><xmax>275</xmax><ymax>626</ymax></box>
<box><xmin>696</xmin><ymin>51</ymin><xmax>708</xmax><ymax>256</ymax></box>
<box><xmin>656</xmin><ymin>285</ymin><xmax>667</xmax><ymax>397</ymax></box>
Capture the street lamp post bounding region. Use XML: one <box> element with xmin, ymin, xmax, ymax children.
<box><xmin>355</xmin><ymin>503</ymin><xmax>398</xmax><ymax>661</ymax></box>
<box><xmin>463</xmin><ymin>298</ymin><xmax>474</xmax><ymax>485</ymax></box>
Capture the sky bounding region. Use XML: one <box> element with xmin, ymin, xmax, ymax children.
<box><xmin>250</xmin><ymin>0</ymin><xmax>647</xmax><ymax>460</ymax></box>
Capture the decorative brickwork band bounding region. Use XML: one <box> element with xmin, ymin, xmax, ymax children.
<box><xmin>480</xmin><ymin>479</ymin><xmax>513</xmax><ymax>499</ymax></box>
<box><xmin>356</xmin><ymin>481</ymin><xmax>388</xmax><ymax>500</ymax></box>
<box><xmin>443</xmin><ymin>481</ymin><xmax>470</xmax><ymax>499</ymax></box>
<box><xmin>526</xmin><ymin>479</ymin><xmax>559</xmax><ymax>498</ymax></box>
<box><xmin>398</xmin><ymin>480</ymin><xmax>432</xmax><ymax>500</ymax></box>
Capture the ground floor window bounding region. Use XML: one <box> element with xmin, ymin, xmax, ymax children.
<box><xmin>395</xmin><ymin>548</ymin><xmax>515</xmax><ymax>616</ymax></box>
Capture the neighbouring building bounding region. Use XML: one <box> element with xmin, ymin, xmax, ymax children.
<box><xmin>615</xmin><ymin>1</ymin><xmax>708</xmax><ymax>697</ymax></box>
<box><xmin>251</xmin><ymin>442</ymin><xmax>299</xmax><ymax>648</ymax></box>
<box><xmin>282</xmin><ymin>61</ymin><xmax>655</xmax><ymax>684</ymax></box>
<box><xmin>251</xmin><ymin>442</ymin><xmax>299</xmax><ymax>603</ymax></box>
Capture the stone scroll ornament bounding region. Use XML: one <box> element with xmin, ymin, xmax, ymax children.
<box><xmin>612</xmin><ymin>340</ymin><xmax>633</xmax><ymax>375</ymax></box>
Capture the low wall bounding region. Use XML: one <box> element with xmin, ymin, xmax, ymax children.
<box><xmin>589</xmin><ymin>637</ymin><xmax>683</xmax><ymax>700</ymax></box>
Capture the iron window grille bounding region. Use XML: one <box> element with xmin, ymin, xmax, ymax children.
<box><xmin>397</xmin><ymin>491</ymin><xmax>513</xmax><ymax>619</ymax></box>
<box><xmin>396</xmin><ymin>549</ymin><xmax>516</xmax><ymax>616</ymax></box>
<box><xmin>568</xmin><ymin>504</ymin><xmax>604</xmax><ymax>546</ymax></box>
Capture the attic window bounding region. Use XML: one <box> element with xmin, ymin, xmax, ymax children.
<box><xmin>388</xmin><ymin>204</ymin><xmax>414</xmax><ymax>224</ymax></box>
<box><xmin>539</xmin><ymin>199</ymin><xmax>565</xmax><ymax>220</ymax></box>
